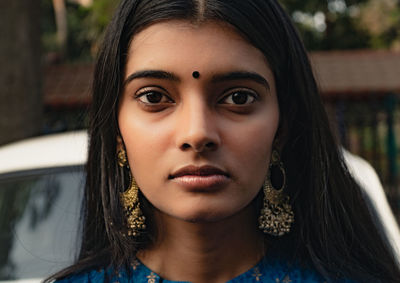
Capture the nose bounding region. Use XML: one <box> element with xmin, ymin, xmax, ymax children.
<box><xmin>175</xmin><ymin>99</ymin><xmax>220</xmax><ymax>153</ymax></box>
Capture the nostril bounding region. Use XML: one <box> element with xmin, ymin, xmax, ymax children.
<box><xmin>182</xmin><ymin>143</ymin><xmax>191</xmax><ymax>150</ymax></box>
<box><xmin>205</xmin><ymin>142</ymin><xmax>216</xmax><ymax>149</ymax></box>
<box><xmin>180</xmin><ymin>141</ymin><xmax>217</xmax><ymax>152</ymax></box>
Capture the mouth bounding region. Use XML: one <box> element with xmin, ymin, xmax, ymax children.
<box><xmin>169</xmin><ymin>165</ymin><xmax>230</xmax><ymax>190</ymax></box>
<box><xmin>169</xmin><ymin>165</ymin><xmax>230</xmax><ymax>179</ymax></box>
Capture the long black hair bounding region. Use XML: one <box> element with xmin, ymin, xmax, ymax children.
<box><xmin>48</xmin><ymin>0</ymin><xmax>400</xmax><ymax>282</ymax></box>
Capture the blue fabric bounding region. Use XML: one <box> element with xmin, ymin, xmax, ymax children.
<box><xmin>56</xmin><ymin>257</ymin><xmax>354</xmax><ymax>282</ymax></box>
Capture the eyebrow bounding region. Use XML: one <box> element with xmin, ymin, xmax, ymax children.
<box><xmin>124</xmin><ymin>70</ymin><xmax>180</xmax><ymax>85</ymax></box>
<box><xmin>124</xmin><ymin>69</ymin><xmax>270</xmax><ymax>90</ymax></box>
<box><xmin>211</xmin><ymin>71</ymin><xmax>270</xmax><ymax>90</ymax></box>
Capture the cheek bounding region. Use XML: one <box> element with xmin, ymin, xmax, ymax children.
<box><xmin>118</xmin><ymin>105</ymin><xmax>172</xmax><ymax>181</ymax></box>
<box><xmin>226</xmin><ymin>108</ymin><xmax>279</xmax><ymax>158</ymax></box>
<box><xmin>224</xmin><ymin>115</ymin><xmax>279</xmax><ymax>188</ymax></box>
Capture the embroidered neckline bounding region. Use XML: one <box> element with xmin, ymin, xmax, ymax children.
<box><xmin>130</xmin><ymin>256</ymin><xmax>297</xmax><ymax>282</ymax></box>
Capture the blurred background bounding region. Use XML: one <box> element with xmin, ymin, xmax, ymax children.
<box><xmin>0</xmin><ymin>0</ymin><xmax>399</xmax><ymax>220</ymax></box>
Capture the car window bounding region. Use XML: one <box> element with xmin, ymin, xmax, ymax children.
<box><xmin>0</xmin><ymin>167</ymin><xmax>84</xmax><ymax>281</ymax></box>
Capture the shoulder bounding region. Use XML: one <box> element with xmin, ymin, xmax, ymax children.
<box><xmin>235</xmin><ymin>258</ymin><xmax>356</xmax><ymax>283</ymax></box>
<box><xmin>54</xmin><ymin>269</ymin><xmax>107</xmax><ymax>283</ymax></box>
<box><xmin>53</xmin><ymin>260</ymin><xmax>151</xmax><ymax>283</ymax></box>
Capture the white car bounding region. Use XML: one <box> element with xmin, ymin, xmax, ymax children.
<box><xmin>0</xmin><ymin>131</ymin><xmax>87</xmax><ymax>282</ymax></box>
<box><xmin>343</xmin><ymin>149</ymin><xmax>400</xmax><ymax>265</ymax></box>
<box><xmin>0</xmin><ymin>131</ymin><xmax>399</xmax><ymax>282</ymax></box>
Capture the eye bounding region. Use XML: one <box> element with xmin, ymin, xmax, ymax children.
<box><xmin>136</xmin><ymin>89</ymin><xmax>172</xmax><ymax>104</ymax></box>
<box><xmin>220</xmin><ymin>90</ymin><xmax>257</xmax><ymax>105</ymax></box>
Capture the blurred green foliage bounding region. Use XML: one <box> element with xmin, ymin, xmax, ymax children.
<box><xmin>42</xmin><ymin>0</ymin><xmax>119</xmax><ymax>61</ymax></box>
<box><xmin>74</xmin><ymin>0</ymin><xmax>120</xmax><ymax>58</ymax></box>
<box><xmin>280</xmin><ymin>0</ymin><xmax>400</xmax><ymax>51</ymax></box>
<box><xmin>41</xmin><ymin>0</ymin><xmax>400</xmax><ymax>61</ymax></box>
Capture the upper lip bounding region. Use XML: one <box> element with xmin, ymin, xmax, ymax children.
<box><xmin>169</xmin><ymin>165</ymin><xmax>229</xmax><ymax>179</ymax></box>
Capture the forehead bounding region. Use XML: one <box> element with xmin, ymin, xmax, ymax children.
<box><xmin>126</xmin><ymin>20</ymin><xmax>271</xmax><ymax>76</ymax></box>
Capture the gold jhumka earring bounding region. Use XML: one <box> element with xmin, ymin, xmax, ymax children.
<box><xmin>117</xmin><ymin>149</ymin><xmax>146</xmax><ymax>237</ymax></box>
<box><xmin>258</xmin><ymin>150</ymin><xmax>294</xmax><ymax>236</ymax></box>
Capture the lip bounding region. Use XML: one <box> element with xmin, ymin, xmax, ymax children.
<box><xmin>170</xmin><ymin>165</ymin><xmax>230</xmax><ymax>178</ymax></box>
<box><xmin>169</xmin><ymin>165</ymin><xmax>230</xmax><ymax>190</ymax></box>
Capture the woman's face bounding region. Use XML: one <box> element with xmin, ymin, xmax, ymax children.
<box><xmin>118</xmin><ymin>20</ymin><xmax>279</xmax><ymax>223</ymax></box>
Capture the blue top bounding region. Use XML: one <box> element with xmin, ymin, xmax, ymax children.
<box><xmin>56</xmin><ymin>257</ymin><xmax>354</xmax><ymax>282</ymax></box>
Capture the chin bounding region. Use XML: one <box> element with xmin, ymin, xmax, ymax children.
<box><xmin>167</xmin><ymin>204</ymin><xmax>246</xmax><ymax>224</ymax></box>
<box><xmin>179</xmin><ymin>212</ymin><xmax>228</xmax><ymax>223</ymax></box>
<box><xmin>150</xmin><ymin>195</ymin><xmax>255</xmax><ymax>224</ymax></box>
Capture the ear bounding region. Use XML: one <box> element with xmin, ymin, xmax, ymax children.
<box><xmin>116</xmin><ymin>135</ymin><xmax>124</xmax><ymax>152</ymax></box>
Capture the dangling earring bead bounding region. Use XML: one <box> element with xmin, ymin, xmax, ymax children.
<box><xmin>117</xmin><ymin>149</ymin><xmax>128</xmax><ymax>167</ymax></box>
<box><xmin>258</xmin><ymin>150</ymin><xmax>294</xmax><ymax>236</ymax></box>
<box><xmin>117</xmin><ymin>149</ymin><xmax>146</xmax><ymax>237</ymax></box>
<box><xmin>120</xmin><ymin>173</ymin><xmax>146</xmax><ymax>236</ymax></box>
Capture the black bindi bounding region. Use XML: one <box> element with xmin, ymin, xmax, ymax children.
<box><xmin>192</xmin><ymin>71</ymin><xmax>200</xmax><ymax>79</ymax></box>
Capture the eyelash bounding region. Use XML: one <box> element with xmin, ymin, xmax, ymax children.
<box><xmin>135</xmin><ymin>87</ymin><xmax>172</xmax><ymax>105</ymax></box>
<box><xmin>219</xmin><ymin>89</ymin><xmax>258</xmax><ymax>105</ymax></box>
<box><xmin>134</xmin><ymin>87</ymin><xmax>259</xmax><ymax>107</ymax></box>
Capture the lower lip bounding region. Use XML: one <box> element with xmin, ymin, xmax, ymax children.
<box><xmin>171</xmin><ymin>175</ymin><xmax>230</xmax><ymax>190</ymax></box>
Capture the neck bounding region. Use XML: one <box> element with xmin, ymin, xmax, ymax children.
<box><xmin>137</xmin><ymin>204</ymin><xmax>266</xmax><ymax>283</ymax></box>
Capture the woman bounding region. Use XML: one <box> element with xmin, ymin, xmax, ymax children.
<box><xmin>49</xmin><ymin>0</ymin><xmax>400</xmax><ymax>282</ymax></box>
